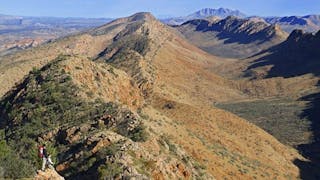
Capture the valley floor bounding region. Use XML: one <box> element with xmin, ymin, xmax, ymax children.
<box><xmin>216</xmin><ymin>98</ymin><xmax>312</xmax><ymax>147</ymax></box>
<box><xmin>216</xmin><ymin>93</ymin><xmax>320</xmax><ymax>179</ymax></box>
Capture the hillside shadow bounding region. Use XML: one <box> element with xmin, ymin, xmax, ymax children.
<box><xmin>245</xmin><ymin>30</ymin><xmax>320</xmax><ymax>179</ymax></box>
<box><xmin>246</xmin><ymin>45</ymin><xmax>320</xmax><ymax>78</ymax></box>
<box><xmin>246</xmin><ymin>30</ymin><xmax>320</xmax><ymax>78</ymax></box>
<box><xmin>214</xmin><ymin>30</ymin><xmax>269</xmax><ymax>45</ymax></box>
<box><xmin>186</xmin><ymin>19</ymin><xmax>270</xmax><ymax>45</ymax></box>
<box><xmin>295</xmin><ymin>82</ymin><xmax>320</xmax><ymax>179</ymax></box>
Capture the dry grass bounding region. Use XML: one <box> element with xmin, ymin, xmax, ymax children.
<box><xmin>0</xmin><ymin>13</ymin><xmax>310</xmax><ymax>179</ymax></box>
<box><xmin>143</xmin><ymin>96</ymin><xmax>302</xmax><ymax>179</ymax></box>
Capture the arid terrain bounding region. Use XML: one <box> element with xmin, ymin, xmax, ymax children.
<box><xmin>163</xmin><ymin>8</ymin><xmax>320</xmax><ymax>33</ymax></box>
<box><xmin>175</xmin><ymin>16</ymin><xmax>288</xmax><ymax>58</ymax></box>
<box><xmin>0</xmin><ymin>11</ymin><xmax>319</xmax><ymax>180</ymax></box>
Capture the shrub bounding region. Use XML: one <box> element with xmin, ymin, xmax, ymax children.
<box><xmin>160</xmin><ymin>135</ymin><xmax>177</xmax><ymax>154</ymax></box>
<box><xmin>129</xmin><ymin>124</ymin><xmax>149</xmax><ymax>142</ymax></box>
<box><xmin>0</xmin><ymin>140</ymin><xmax>34</xmax><ymax>178</ymax></box>
<box><xmin>98</xmin><ymin>161</ymin><xmax>123</xmax><ymax>180</ymax></box>
<box><xmin>31</xmin><ymin>67</ymin><xmax>41</xmax><ymax>76</ymax></box>
<box><xmin>97</xmin><ymin>143</ymin><xmax>120</xmax><ymax>159</ymax></box>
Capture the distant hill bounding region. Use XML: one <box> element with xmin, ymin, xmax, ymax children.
<box><xmin>0</xmin><ymin>14</ymin><xmax>112</xmax><ymax>56</ymax></box>
<box><xmin>0</xmin><ymin>14</ymin><xmax>112</xmax><ymax>27</ymax></box>
<box><xmin>161</xmin><ymin>8</ymin><xmax>246</xmax><ymax>25</ymax></box>
<box><xmin>0</xmin><ymin>14</ymin><xmax>22</xmax><ymax>25</ymax></box>
<box><xmin>176</xmin><ymin>16</ymin><xmax>287</xmax><ymax>58</ymax></box>
<box><xmin>265</xmin><ymin>15</ymin><xmax>320</xmax><ymax>33</ymax></box>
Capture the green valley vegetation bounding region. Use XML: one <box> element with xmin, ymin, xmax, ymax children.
<box><xmin>216</xmin><ymin>98</ymin><xmax>311</xmax><ymax>147</ymax></box>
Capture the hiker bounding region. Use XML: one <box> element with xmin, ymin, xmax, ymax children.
<box><xmin>39</xmin><ymin>144</ymin><xmax>54</xmax><ymax>171</ymax></box>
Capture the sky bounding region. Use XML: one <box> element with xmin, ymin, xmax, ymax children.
<box><xmin>0</xmin><ymin>0</ymin><xmax>319</xmax><ymax>18</ymax></box>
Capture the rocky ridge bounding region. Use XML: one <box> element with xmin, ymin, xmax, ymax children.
<box><xmin>0</xmin><ymin>12</ymin><xmax>305</xmax><ymax>179</ymax></box>
<box><xmin>176</xmin><ymin>16</ymin><xmax>287</xmax><ymax>58</ymax></box>
<box><xmin>265</xmin><ymin>15</ymin><xmax>320</xmax><ymax>33</ymax></box>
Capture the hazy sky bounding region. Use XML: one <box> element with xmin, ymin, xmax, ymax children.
<box><xmin>0</xmin><ymin>0</ymin><xmax>319</xmax><ymax>18</ymax></box>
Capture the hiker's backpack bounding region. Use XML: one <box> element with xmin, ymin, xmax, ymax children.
<box><xmin>38</xmin><ymin>146</ymin><xmax>44</xmax><ymax>158</ymax></box>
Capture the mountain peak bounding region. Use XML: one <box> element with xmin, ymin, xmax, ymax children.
<box><xmin>128</xmin><ymin>12</ymin><xmax>156</xmax><ymax>22</ymax></box>
<box><xmin>190</xmin><ymin>8</ymin><xmax>246</xmax><ymax>19</ymax></box>
<box><xmin>162</xmin><ymin>8</ymin><xmax>246</xmax><ymax>25</ymax></box>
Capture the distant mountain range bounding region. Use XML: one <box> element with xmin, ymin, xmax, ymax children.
<box><xmin>161</xmin><ymin>8</ymin><xmax>246</xmax><ymax>25</ymax></box>
<box><xmin>188</xmin><ymin>8</ymin><xmax>246</xmax><ymax>19</ymax></box>
<box><xmin>161</xmin><ymin>8</ymin><xmax>320</xmax><ymax>33</ymax></box>
<box><xmin>176</xmin><ymin>16</ymin><xmax>287</xmax><ymax>58</ymax></box>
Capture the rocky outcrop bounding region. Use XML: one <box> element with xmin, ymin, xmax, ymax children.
<box><xmin>35</xmin><ymin>169</ymin><xmax>65</xmax><ymax>180</ymax></box>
